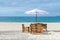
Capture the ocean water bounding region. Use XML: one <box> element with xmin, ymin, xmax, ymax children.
<box><xmin>0</xmin><ymin>16</ymin><xmax>60</xmax><ymax>22</ymax></box>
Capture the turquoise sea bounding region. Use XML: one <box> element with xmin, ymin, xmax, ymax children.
<box><xmin>0</xmin><ymin>16</ymin><xmax>60</xmax><ymax>22</ymax></box>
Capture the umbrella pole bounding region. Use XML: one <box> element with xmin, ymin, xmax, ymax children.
<box><xmin>36</xmin><ymin>12</ymin><xmax>37</xmax><ymax>23</ymax></box>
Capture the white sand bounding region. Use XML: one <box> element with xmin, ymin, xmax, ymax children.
<box><xmin>0</xmin><ymin>22</ymin><xmax>60</xmax><ymax>40</ymax></box>
<box><xmin>0</xmin><ymin>22</ymin><xmax>60</xmax><ymax>31</ymax></box>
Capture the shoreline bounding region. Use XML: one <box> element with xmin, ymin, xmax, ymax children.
<box><xmin>0</xmin><ymin>21</ymin><xmax>59</xmax><ymax>23</ymax></box>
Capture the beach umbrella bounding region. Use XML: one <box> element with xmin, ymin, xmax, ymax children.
<box><xmin>25</xmin><ymin>9</ymin><xmax>48</xmax><ymax>22</ymax></box>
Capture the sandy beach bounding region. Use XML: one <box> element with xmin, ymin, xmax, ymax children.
<box><xmin>0</xmin><ymin>22</ymin><xmax>60</xmax><ymax>31</ymax></box>
<box><xmin>0</xmin><ymin>22</ymin><xmax>60</xmax><ymax>40</ymax></box>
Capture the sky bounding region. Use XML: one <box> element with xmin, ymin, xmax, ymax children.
<box><xmin>0</xmin><ymin>0</ymin><xmax>60</xmax><ymax>16</ymax></box>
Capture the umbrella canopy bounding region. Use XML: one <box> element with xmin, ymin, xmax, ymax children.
<box><xmin>25</xmin><ymin>9</ymin><xmax>48</xmax><ymax>22</ymax></box>
<box><xmin>25</xmin><ymin>9</ymin><xmax>48</xmax><ymax>14</ymax></box>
